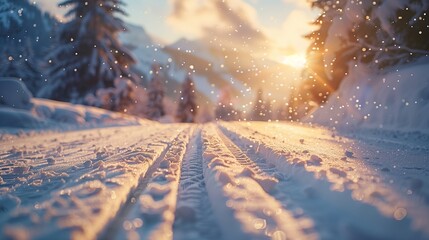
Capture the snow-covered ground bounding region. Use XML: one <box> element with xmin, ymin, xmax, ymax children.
<box><xmin>0</xmin><ymin>78</ymin><xmax>147</xmax><ymax>136</ymax></box>
<box><xmin>308</xmin><ymin>59</ymin><xmax>429</xmax><ymax>134</ymax></box>
<box><xmin>1</xmin><ymin>119</ymin><xmax>428</xmax><ymax>239</ymax></box>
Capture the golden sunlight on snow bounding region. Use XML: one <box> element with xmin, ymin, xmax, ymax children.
<box><xmin>280</xmin><ymin>54</ymin><xmax>307</xmax><ymax>69</ymax></box>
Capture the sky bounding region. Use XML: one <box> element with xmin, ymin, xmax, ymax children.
<box><xmin>35</xmin><ymin>0</ymin><xmax>318</xmax><ymax>66</ymax></box>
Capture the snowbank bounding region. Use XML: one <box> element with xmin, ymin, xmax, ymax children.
<box><xmin>32</xmin><ymin>98</ymin><xmax>146</xmax><ymax>127</ymax></box>
<box><xmin>0</xmin><ymin>78</ymin><xmax>33</xmax><ymax>110</ymax></box>
<box><xmin>220</xmin><ymin>122</ymin><xmax>429</xmax><ymax>239</ymax></box>
<box><xmin>0</xmin><ymin>107</ymin><xmax>45</xmax><ymax>128</ymax></box>
<box><xmin>0</xmin><ymin>79</ymin><xmax>147</xmax><ymax>131</ymax></box>
<box><xmin>308</xmin><ymin>60</ymin><xmax>429</xmax><ymax>133</ymax></box>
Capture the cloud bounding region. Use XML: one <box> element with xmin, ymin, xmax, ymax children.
<box><xmin>167</xmin><ymin>0</ymin><xmax>270</xmax><ymax>51</ymax></box>
<box><xmin>283</xmin><ymin>0</ymin><xmax>310</xmax><ymax>9</ymax></box>
<box><xmin>265</xmin><ymin>8</ymin><xmax>315</xmax><ymax>61</ymax></box>
<box><xmin>282</xmin><ymin>9</ymin><xmax>314</xmax><ymax>51</ymax></box>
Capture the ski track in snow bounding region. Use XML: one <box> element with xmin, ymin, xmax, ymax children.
<box><xmin>107</xmin><ymin>126</ymin><xmax>193</xmax><ymax>240</ymax></box>
<box><xmin>1</xmin><ymin>122</ymin><xmax>429</xmax><ymax>240</ymax></box>
<box><xmin>172</xmin><ymin>128</ymin><xmax>222</xmax><ymax>240</ymax></box>
<box><xmin>1</xmin><ymin>125</ymin><xmax>172</xmax><ymax>205</ymax></box>
<box><xmin>0</xmin><ymin>124</ymin><xmax>187</xmax><ymax>239</ymax></box>
<box><xmin>219</xmin><ymin>122</ymin><xmax>429</xmax><ymax>239</ymax></box>
<box><xmin>216</xmin><ymin>129</ymin><xmax>317</xmax><ymax>238</ymax></box>
<box><xmin>200</xmin><ymin>124</ymin><xmax>309</xmax><ymax>240</ymax></box>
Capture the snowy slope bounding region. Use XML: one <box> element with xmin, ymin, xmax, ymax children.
<box><xmin>119</xmin><ymin>24</ymin><xmax>255</xmax><ymax>105</ymax></box>
<box><xmin>0</xmin><ymin>78</ymin><xmax>146</xmax><ymax>134</ymax></box>
<box><xmin>168</xmin><ymin>38</ymin><xmax>223</xmax><ymax>69</ymax></box>
<box><xmin>166</xmin><ymin>39</ymin><xmax>250</xmax><ymax>100</ymax></box>
<box><xmin>120</xmin><ymin>23</ymin><xmax>171</xmax><ymax>75</ymax></box>
<box><xmin>0</xmin><ymin>97</ymin><xmax>146</xmax><ymax>134</ymax></box>
<box><xmin>308</xmin><ymin>59</ymin><xmax>429</xmax><ymax>133</ymax></box>
<box><xmin>1</xmin><ymin>121</ymin><xmax>428</xmax><ymax>239</ymax></box>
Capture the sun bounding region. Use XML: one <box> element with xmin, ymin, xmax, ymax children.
<box><xmin>281</xmin><ymin>54</ymin><xmax>307</xmax><ymax>69</ymax></box>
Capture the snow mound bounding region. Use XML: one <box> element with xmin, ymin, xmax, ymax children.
<box><xmin>0</xmin><ymin>107</ymin><xmax>45</xmax><ymax>128</ymax></box>
<box><xmin>0</xmin><ymin>80</ymin><xmax>148</xmax><ymax>130</ymax></box>
<box><xmin>309</xmin><ymin>60</ymin><xmax>429</xmax><ymax>133</ymax></box>
<box><xmin>0</xmin><ymin>194</ymin><xmax>21</xmax><ymax>214</ymax></box>
<box><xmin>31</xmin><ymin>98</ymin><xmax>147</xmax><ymax>128</ymax></box>
<box><xmin>0</xmin><ymin>78</ymin><xmax>33</xmax><ymax>110</ymax></box>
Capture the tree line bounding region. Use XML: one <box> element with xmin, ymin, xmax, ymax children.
<box><xmin>0</xmin><ymin>0</ymin><xmax>198</xmax><ymax>122</ymax></box>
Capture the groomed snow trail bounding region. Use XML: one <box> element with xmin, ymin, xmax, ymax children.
<box><xmin>219</xmin><ymin>122</ymin><xmax>429</xmax><ymax>239</ymax></box>
<box><xmin>103</xmin><ymin>127</ymin><xmax>192</xmax><ymax>239</ymax></box>
<box><xmin>114</xmin><ymin>127</ymin><xmax>193</xmax><ymax>240</ymax></box>
<box><xmin>172</xmin><ymin>128</ymin><xmax>222</xmax><ymax>240</ymax></box>
<box><xmin>1</xmin><ymin>122</ymin><xmax>429</xmax><ymax>240</ymax></box>
<box><xmin>200</xmin><ymin>124</ymin><xmax>310</xmax><ymax>240</ymax></box>
<box><xmin>216</xmin><ymin>129</ymin><xmax>317</xmax><ymax>237</ymax></box>
<box><xmin>0</xmin><ymin>124</ymin><xmax>187</xmax><ymax>239</ymax></box>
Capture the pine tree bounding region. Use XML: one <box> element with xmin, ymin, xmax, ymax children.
<box><xmin>251</xmin><ymin>89</ymin><xmax>267</xmax><ymax>121</ymax></box>
<box><xmin>0</xmin><ymin>0</ymin><xmax>23</xmax><ymax>78</ymax></box>
<box><xmin>215</xmin><ymin>87</ymin><xmax>241</xmax><ymax>121</ymax></box>
<box><xmin>215</xmin><ymin>103</ymin><xmax>241</xmax><ymax>121</ymax></box>
<box><xmin>0</xmin><ymin>41</ymin><xmax>42</xmax><ymax>93</ymax></box>
<box><xmin>176</xmin><ymin>76</ymin><xmax>197</xmax><ymax>123</ymax></box>
<box><xmin>1</xmin><ymin>0</ymin><xmax>56</xmax><ymax>95</ymax></box>
<box><xmin>265</xmin><ymin>97</ymin><xmax>272</xmax><ymax>121</ymax></box>
<box><xmin>43</xmin><ymin>0</ymin><xmax>135</xmax><ymax>105</ymax></box>
<box><xmin>145</xmin><ymin>65</ymin><xmax>165</xmax><ymax>120</ymax></box>
<box><xmin>0</xmin><ymin>0</ymin><xmax>22</xmax><ymax>32</ymax></box>
<box><xmin>289</xmin><ymin>0</ymin><xmax>429</xmax><ymax>119</ymax></box>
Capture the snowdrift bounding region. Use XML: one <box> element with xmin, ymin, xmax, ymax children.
<box><xmin>309</xmin><ymin>60</ymin><xmax>429</xmax><ymax>133</ymax></box>
<box><xmin>0</xmin><ymin>79</ymin><xmax>147</xmax><ymax>130</ymax></box>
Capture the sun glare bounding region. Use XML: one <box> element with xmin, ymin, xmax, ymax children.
<box><xmin>281</xmin><ymin>54</ymin><xmax>307</xmax><ymax>69</ymax></box>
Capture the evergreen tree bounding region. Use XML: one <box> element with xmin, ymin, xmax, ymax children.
<box><xmin>215</xmin><ymin>87</ymin><xmax>241</xmax><ymax>121</ymax></box>
<box><xmin>145</xmin><ymin>65</ymin><xmax>165</xmax><ymax>120</ymax></box>
<box><xmin>1</xmin><ymin>0</ymin><xmax>57</xmax><ymax>95</ymax></box>
<box><xmin>176</xmin><ymin>76</ymin><xmax>197</xmax><ymax>123</ymax></box>
<box><xmin>289</xmin><ymin>0</ymin><xmax>429</xmax><ymax>119</ymax></box>
<box><xmin>0</xmin><ymin>41</ymin><xmax>42</xmax><ymax>93</ymax></box>
<box><xmin>265</xmin><ymin>97</ymin><xmax>272</xmax><ymax>121</ymax></box>
<box><xmin>215</xmin><ymin>103</ymin><xmax>241</xmax><ymax>121</ymax></box>
<box><xmin>251</xmin><ymin>89</ymin><xmax>269</xmax><ymax>121</ymax></box>
<box><xmin>0</xmin><ymin>0</ymin><xmax>22</xmax><ymax>32</ymax></box>
<box><xmin>42</xmin><ymin>0</ymin><xmax>135</xmax><ymax>105</ymax></box>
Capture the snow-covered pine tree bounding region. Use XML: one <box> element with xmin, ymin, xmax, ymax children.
<box><xmin>145</xmin><ymin>65</ymin><xmax>165</xmax><ymax>120</ymax></box>
<box><xmin>42</xmin><ymin>0</ymin><xmax>135</xmax><ymax>107</ymax></box>
<box><xmin>354</xmin><ymin>0</ymin><xmax>429</xmax><ymax>68</ymax></box>
<box><xmin>0</xmin><ymin>0</ymin><xmax>23</xmax><ymax>80</ymax></box>
<box><xmin>289</xmin><ymin>0</ymin><xmax>429</xmax><ymax>119</ymax></box>
<box><xmin>0</xmin><ymin>41</ymin><xmax>42</xmax><ymax>93</ymax></box>
<box><xmin>265</xmin><ymin>97</ymin><xmax>272</xmax><ymax>121</ymax></box>
<box><xmin>0</xmin><ymin>0</ymin><xmax>22</xmax><ymax>32</ymax></box>
<box><xmin>176</xmin><ymin>76</ymin><xmax>197</xmax><ymax>123</ymax></box>
<box><xmin>251</xmin><ymin>89</ymin><xmax>267</xmax><ymax>121</ymax></box>
<box><xmin>1</xmin><ymin>0</ymin><xmax>56</xmax><ymax>95</ymax></box>
<box><xmin>215</xmin><ymin>87</ymin><xmax>241</xmax><ymax>121</ymax></box>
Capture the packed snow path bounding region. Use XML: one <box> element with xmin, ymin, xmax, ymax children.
<box><xmin>0</xmin><ymin>122</ymin><xmax>428</xmax><ymax>240</ymax></box>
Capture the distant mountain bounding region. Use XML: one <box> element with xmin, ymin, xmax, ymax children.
<box><xmin>119</xmin><ymin>24</ymin><xmax>170</xmax><ymax>74</ymax></box>
<box><xmin>168</xmin><ymin>38</ymin><xmax>221</xmax><ymax>66</ymax></box>
<box><xmin>120</xmin><ymin>23</ymin><xmax>242</xmax><ymax>107</ymax></box>
<box><xmin>120</xmin><ymin>23</ymin><xmax>300</xmax><ymax>109</ymax></box>
<box><xmin>1</xmin><ymin>0</ymin><xmax>298</xmax><ymax>109</ymax></box>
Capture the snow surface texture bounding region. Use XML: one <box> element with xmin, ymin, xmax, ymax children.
<box><xmin>1</xmin><ymin>119</ymin><xmax>428</xmax><ymax>239</ymax></box>
<box><xmin>309</xmin><ymin>60</ymin><xmax>429</xmax><ymax>133</ymax></box>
